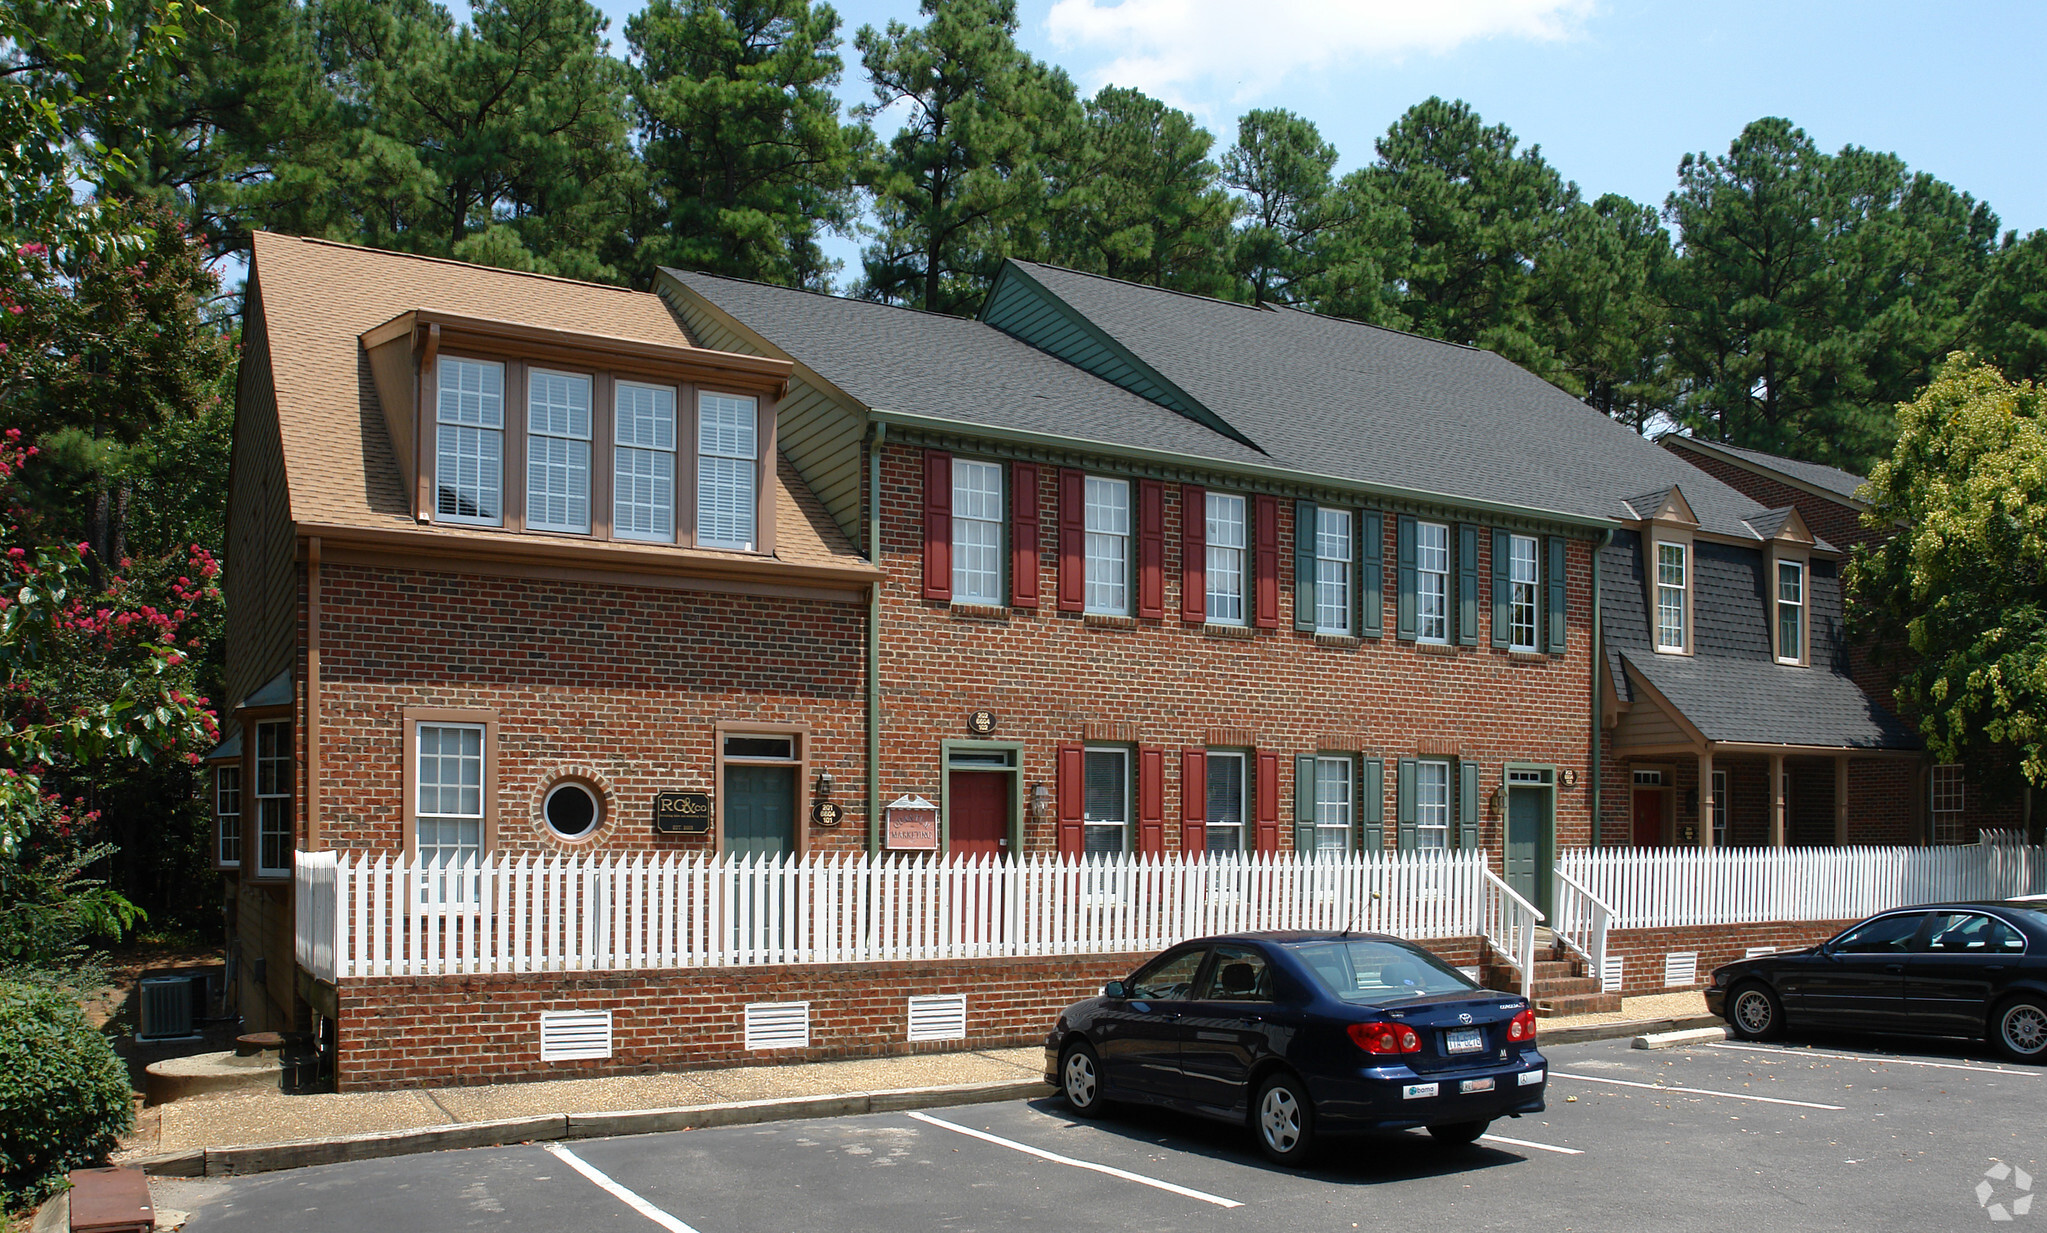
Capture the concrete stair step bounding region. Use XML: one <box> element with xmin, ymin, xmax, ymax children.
<box><xmin>1534</xmin><ymin>991</ymin><xmax>1624</xmax><ymax>1018</ymax></box>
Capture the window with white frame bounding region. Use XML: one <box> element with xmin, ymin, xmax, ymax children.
<box><xmin>951</xmin><ymin>460</ymin><xmax>1004</xmax><ymax>604</ymax></box>
<box><xmin>1082</xmin><ymin>747</ymin><xmax>1128</xmax><ymax>853</ymax></box>
<box><xmin>416</xmin><ymin>723</ymin><xmax>485</xmax><ymax>901</ymax></box>
<box><xmin>1316</xmin><ymin>509</ymin><xmax>1351</xmax><ymax>635</ymax></box>
<box><xmin>1206</xmin><ymin>493</ymin><xmax>1247</xmax><ymax>625</ymax></box>
<box><xmin>525</xmin><ymin>369</ymin><xmax>591</xmax><ymax>534</ymax></box>
<box><xmin>1084</xmin><ymin>477</ymin><xmax>1130</xmax><ymax>615</ymax></box>
<box><xmin>1932</xmin><ymin>764</ymin><xmax>1965</xmax><ymax>814</ymax></box>
<box><xmin>1415</xmin><ymin>760</ymin><xmax>1451</xmax><ymax>848</ymax></box>
<box><xmin>1206</xmin><ymin>751</ymin><xmax>1246</xmax><ymax>853</ymax></box>
<box><xmin>614</xmin><ymin>381</ymin><xmax>676</xmax><ymax>541</ymax></box>
<box><xmin>1315</xmin><ymin>756</ymin><xmax>1352</xmax><ymax>853</ymax></box>
<box><xmin>435</xmin><ymin>358</ymin><xmax>504</xmax><ymax>525</ymax></box>
<box><xmin>1711</xmin><ymin>769</ymin><xmax>1728</xmax><ymax>847</ymax></box>
<box><xmin>1776</xmin><ymin>559</ymin><xmax>1804</xmax><ymax>664</ymax></box>
<box><xmin>254</xmin><ymin>721</ymin><xmax>292</xmax><ymax>877</ymax></box>
<box><xmin>1508</xmin><ymin>533</ymin><xmax>1539</xmax><ymax>651</ymax></box>
<box><xmin>1656</xmin><ymin>541</ymin><xmax>1688</xmax><ymax>651</ymax></box>
<box><xmin>698</xmin><ymin>392</ymin><xmax>759</xmax><ymax>550</ymax></box>
<box><xmin>216</xmin><ymin>765</ymin><xmax>242</xmax><ymax>868</ymax></box>
<box><xmin>1416</xmin><ymin>521</ymin><xmax>1450</xmax><ymax>644</ymax></box>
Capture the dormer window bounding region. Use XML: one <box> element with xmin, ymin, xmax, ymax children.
<box><xmin>526</xmin><ymin>369</ymin><xmax>591</xmax><ymax>534</ymax></box>
<box><xmin>697</xmin><ymin>392</ymin><xmax>759</xmax><ymax>551</ymax></box>
<box><xmin>436</xmin><ymin>358</ymin><xmax>505</xmax><ymax>525</ymax></box>
<box><xmin>1776</xmin><ymin>559</ymin><xmax>1805</xmax><ymax>664</ymax></box>
<box><xmin>614</xmin><ymin>381</ymin><xmax>677</xmax><ymax>542</ymax></box>
<box><xmin>1655</xmin><ymin>541</ymin><xmax>1688</xmax><ymax>652</ymax></box>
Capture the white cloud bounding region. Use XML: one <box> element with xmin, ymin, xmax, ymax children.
<box><xmin>1044</xmin><ymin>0</ymin><xmax>1593</xmax><ymax>107</ymax></box>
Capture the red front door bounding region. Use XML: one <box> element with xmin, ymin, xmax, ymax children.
<box><xmin>948</xmin><ymin>771</ymin><xmax>1009</xmax><ymax>856</ymax></box>
<box><xmin>1633</xmin><ymin>789</ymin><xmax>1664</xmax><ymax>846</ymax></box>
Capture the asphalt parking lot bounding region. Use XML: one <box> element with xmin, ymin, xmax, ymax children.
<box><xmin>159</xmin><ymin>1032</ymin><xmax>2046</xmax><ymax>1233</ymax></box>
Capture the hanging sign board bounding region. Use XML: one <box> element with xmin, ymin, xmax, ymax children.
<box><xmin>654</xmin><ymin>791</ymin><xmax>712</xmax><ymax>834</ymax></box>
<box><xmin>885</xmin><ymin>794</ymin><xmax>940</xmax><ymax>851</ymax></box>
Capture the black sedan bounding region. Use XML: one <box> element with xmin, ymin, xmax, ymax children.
<box><xmin>1706</xmin><ymin>901</ymin><xmax>2047</xmax><ymax>1062</ymax></box>
<box><xmin>1041</xmin><ymin>930</ymin><xmax>1546</xmax><ymax>1165</ymax></box>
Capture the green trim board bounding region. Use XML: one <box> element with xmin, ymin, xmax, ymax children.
<box><xmin>940</xmin><ymin>740</ymin><xmax>1025</xmax><ymax>856</ymax></box>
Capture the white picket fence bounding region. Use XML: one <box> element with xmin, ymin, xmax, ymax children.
<box><xmin>1557</xmin><ymin>833</ymin><xmax>2047</xmax><ymax>932</ymax></box>
<box><xmin>294</xmin><ymin>848</ymin><xmax>1520</xmax><ymax>984</ymax></box>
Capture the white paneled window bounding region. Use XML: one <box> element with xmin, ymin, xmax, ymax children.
<box><xmin>1084</xmin><ymin>477</ymin><xmax>1130</xmax><ymax>615</ymax></box>
<box><xmin>614</xmin><ymin>381</ymin><xmax>676</xmax><ymax>542</ymax></box>
<box><xmin>254</xmin><ymin>721</ymin><xmax>292</xmax><ymax>877</ymax></box>
<box><xmin>1417</xmin><ymin>521</ymin><xmax>1450</xmax><ymax>644</ymax></box>
<box><xmin>1316</xmin><ymin>508</ymin><xmax>1351</xmax><ymax>635</ymax></box>
<box><xmin>1931</xmin><ymin>763</ymin><xmax>1966</xmax><ymax>845</ymax></box>
<box><xmin>1416</xmin><ymin>760</ymin><xmax>1450</xmax><ymax>849</ymax></box>
<box><xmin>1205</xmin><ymin>751</ymin><xmax>1246</xmax><ymax>853</ymax></box>
<box><xmin>1206</xmin><ymin>493</ymin><xmax>1247</xmax><ymax>625</ymax></box>
<box><xmin>1711</xmin><ymin>769</ymin><xmax>1728</xmax><ymax>847</ymax></box>
<box><xmin>698</xmin><ymin>392</ymin><xmax>759</xmax><ymax>550</ymax></box>
<box><xmin>1315</xmin><ymin>756</ymin><xmax>1352</xmax><ymax>853</ymax></box>
<box><xmin>526</xmin><ymin>369</ymin><xmax>591</xmax><ymax>533</ymax></box>
<box><xmin>1656</xmin><ymin>541</ymin><xmax>1688</xmax><ymax>651</ymax></box>
<box><xmin>1509</xmin><ymin>533</ymin><xmax>1539</xmax><ymax>651</ymax></box>
<box><xmin>216</xmin><ymin>765</ymin><xmax>242</xmax><ymax>868</ymax></box>
<box><xmin>1083</xmin><ymin>747</ymin><xmax>1128</xmax><ymax>853</ymax></box>
<box><xmin>416</xmin><ymin>723</ymin><xmax>485</xmax><ymax>903</ymax></box>
<box><xmin>1777</xmin><ymin>559</ymin><xmax>1804</xmax><ymax>663</ymax></box>
<box><xmin>435</xmin><ymin>358</ymin><xmax>504</xmax><ymax>525</ymax></box>
<box><xmin>951</xmin><ymin>460</ymin><xmax>1004</xmax><ymax>604</ymax></box>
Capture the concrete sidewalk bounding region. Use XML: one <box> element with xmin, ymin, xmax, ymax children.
<box><xmin>117</xmin><ymin>990</ymin><xmax>1711</xmax><ymax>1177</ymax></box>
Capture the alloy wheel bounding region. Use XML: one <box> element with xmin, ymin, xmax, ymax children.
<box><xmin>1259</xmin><ymin>1085</ymin><xmax>1301</xmax><ymax>1153</ymax></box>
<box><xmin>1734</xmin><ymin>989</ymin><xmax>1774</xmax><ymax>1035</ymax></box>
<box><xmin>2002</xmin><ymin>1003</ymin><xmax>2047</xmax><ymax>1056</ymax></box>
<box><xmin>1063</xmin><ymin>1048</ymin><xmax>1098</xmax><ymax>1107</ymax></box>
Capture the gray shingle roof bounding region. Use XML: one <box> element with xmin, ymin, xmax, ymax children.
<box><xmin>1621</xmin><ymin>651</ymin><xmax>1918</xmax><ymax>749</ymax></box>
<box><xmin>1671</xmin><ymin>438</ymin><xmax>1869</xmax><ymax>504</ymax></box>
<box><xmin>662</xmin><ymin>270</ymin><xmax>1272</xmax><ymax>468</ymax></box>
<box><xmin>1003</xmin><ymin>261</ymin><xmax>1781</xmax><ymax>537</ymax></box>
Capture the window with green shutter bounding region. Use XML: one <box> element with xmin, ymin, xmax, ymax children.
<box><xmin>1546</xmin><ymin>536</ymin><xmax>1568</xmax><ymax>654</ymax></box>
<box><xmin>1458</xmin><ymin>760</ymin><xmax>1480</xmax><ymax>848</ymax></box>
<box><xmin>1294</xmin><ymin>754</ymin><xmax>1316</xmax><ymax>851</ymax></box>
<box><xmin>1359</xmin><ymin>512</ymin><xmax>1383</xmax><ymax>639</ymax></box>
<box><xmin>1294</xmin><ymin>501</ymin><xmax>1317</xmax><ymax>632</ymax></box>
<box><xmin>1456</xmin><ymin>524</ymin><xmax>1479</xmax><ymax>646</ymax></box>
<box><xmin>1360</xmin><ymin>757</ymin><xmax>1384</xmax><ymax>850</ymax></box>
<box><xmin>1396</xmin><ymin>757</ymin><xmax>1417</xmax><ymax>849</ymax></box>
<box><xmin>1491</xmin><ymin>528</ymin><xmax>1512</xmax><ymax>650</ymax></box>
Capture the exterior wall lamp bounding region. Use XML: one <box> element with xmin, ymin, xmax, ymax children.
<box><xmin>815</xmin><ymin>769</ymin><xmax>834</xmax><ymax>799</ymax></box>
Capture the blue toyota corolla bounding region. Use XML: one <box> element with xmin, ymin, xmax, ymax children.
<box><xmin>1042</xmin><ymin>930</ymin><xmax>1547</xmax><ymax>1164</ymax></box>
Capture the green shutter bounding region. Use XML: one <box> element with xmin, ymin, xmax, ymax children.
<box><xmin>1396</xmin><ymin>516</ymin><xmax>1417</xmax><ymax>641</ymax></box>
<box><xmin>1491</xmin><ymin>528</ymin><xmax>1511</xmax><ymax>650</ymax></box>
<box><xmin>1295</xmin><ymin>501</ymin><xmax>1317</xmax><ymax>632</ymax></box>
<box><xmin>1458</xmin><ymin>760</ymin><xmax>1480</xmax><ymax>849</ymax></box>
<box><xmin>1547</xmin><ymin>535</ymin><xmax>1568</xmax><ymax>654</ymax></box>
<box><xmin>1295</xmin><ymin>753</ymin><xmax>1316</xmax><ymax>853</ymax></box>
<box><xmin>1457</xmin><ymin>523</ymin><xmax>1480</xmax><ymax>646</ymax></box>
<box><xmin>1360</xmin><ymin>757</ymin><xmax>1384</xmax><ymax>850</ymax></box>
<box><xmin>1359</xmin><ymin>511</ymin><xmax>1383</xmax><ymax>639</ymax></box>
<box><xmin>1396</xmin><ymin>758</ymin><xmax>1417</xmax><ymax>849</ymax></box>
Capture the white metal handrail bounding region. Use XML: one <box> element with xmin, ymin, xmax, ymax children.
<box><xmin>1479</xmin><ymin>867</ymin><xmax>1545</xmax><ymax>999</ymax></box>
<box><xmin>1550</xmin><ymin>868</ymin><xmax>1613</xmax><ymax>981</ymax></box>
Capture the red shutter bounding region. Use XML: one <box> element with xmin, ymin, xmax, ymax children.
<box><xmin>1138</xmin><ymin>480</ymin><xmax>1164</xmax><ymax>618</ymax></box>
<box><xmin>1180</xmin><ymin>748</ymin><xmax>1207</xmax><ymax>855</ymax></box>
<box><xmin>1138</xmin><ymin>747</ymin><xmax>1165</xmax><ymax>855</ymax></box>
<box><xmin>1057</xmin><ymin>742</ymin><xmax>1085</xmax><ymax>855</ymax></box>
<box><xmin>1254</xmin><ymin>750</ymin><xmax>1280</xmax><ymax>852</ymax></box>
<box><xmin>923</xmin><ymin>450</ymin><xmax>952</xmax><ymax>602</ymax></box>
<box><xmin>1180</xmin><ymin>484</ymin><xmax>1206</xmax><ymax>624</ymax></box>
<box><xmin>1011</xmin><ymin>461</ymin><xmax>1040</xmax><ymax>609</ymax></box>
<box><xmin>1254</xmin><ymin>494</ymin><xmax>1279</xmax><ymax>628</ymax></box>
<box><xmin>1058</xmin><ymin>469</ymin><xmax>1086</xmax><ymax>612</ymax></box>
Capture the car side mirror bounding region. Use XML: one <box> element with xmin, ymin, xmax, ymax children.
<box><xmin>1103</xmin><ymin>980</ymin><xmax>1126</xmax><ymax>999</ymax></box>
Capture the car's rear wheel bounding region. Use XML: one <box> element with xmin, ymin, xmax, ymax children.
<box><xmin>1426</xmin><ymin>1119</ymin><xmax>1490</xmax><ymax>1146</ymax></box>
<box><xmin>1060</xmin><ymin>1041</ymin><xmax>1108</xmax><ymax>1116</ymax></box>
<box><xmin>1991</xmin><ymin>997</ymin><xmax>2047</xmax><ymax>1063</ymax></box>
<box><xmin>1727</xmin><ymin>981</ymin><xmax>1784</xmax><ymax>1041</ymax></box>
<box><xmin>1253</xmin><ymin>1072</ymin><xmax>1317</xmax><ymax>1166</ymax></box>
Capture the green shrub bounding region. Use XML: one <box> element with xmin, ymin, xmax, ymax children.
<box><xmin>0</xmin><ymin>981</ymin><xmax>133</xmax><ymax>1212</ymax></box>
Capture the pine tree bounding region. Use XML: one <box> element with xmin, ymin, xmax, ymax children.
<box><xmin>1221</xmin><ymin>108</ymin><xmax>1335</xmax><ymax>306</ymax></box>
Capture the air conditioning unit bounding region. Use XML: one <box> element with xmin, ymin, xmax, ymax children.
<box><xmin>137</xmin><ymin>975</ymin><xmax>205</xmax><ymax>1041</ymax></box>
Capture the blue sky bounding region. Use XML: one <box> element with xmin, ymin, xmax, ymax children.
<box><xmin>575</xmin><ymin>0</ymin><xmax>2047</xmax><ymax>286</ymax></box>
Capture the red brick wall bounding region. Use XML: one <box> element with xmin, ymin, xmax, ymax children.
<box><xmin>1596</xmin><ymin>736</ymin><xmax>1916</xmax><ymax>848</ymax></box>
<box><xmin>1604</xmin><ymin>919</ymin><xmax>1856</xmax><ymax>996</ymax></box>
<box><xmin>1668</xmin><ymin>449</ymin><xmax>1876</xmax><ymax>555</ymax></box>
<box><xmin>878</xmin><ymin>445</ymin><xmax>1598</xmax><ymax>862</ymax></box>
<box><xmin>333</xmin><ymin>936</ymin><xmax>1487</xmax><ymax>1090</ymax></box>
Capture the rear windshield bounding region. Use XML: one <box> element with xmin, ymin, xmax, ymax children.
<box><xmin>1284</xmin><ymin>939</ymin><xmax>1479</xmax><ymax>1002</ymax></box>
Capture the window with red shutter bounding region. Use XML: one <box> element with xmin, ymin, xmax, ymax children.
<box><xmin>1138</xmin><ymin>480</ymin><xmax>1164</xmax><ymax>618</ymax></box>
<box><xmin>1011</xmin><ymin>462</ymin><xmax>1039</xmax><ymax>608</ymax></box>
<box><xmin>1254</xmin><ymin>494</ymin><xmax>1279</xmax><ymax>628</ymax></box>
<box><xmin>1181</xmin><ymin>484</ymin><xmax>1206</xmax><ymax>623</ymax></box>
<box><xmin>922</xmin><ymin>450</ymin><xmax>951</xmax><ymax>602</ymax></box>
<box><xmin>1137</xmin><ymin>747</ymin><xmax>1164</xmax><ymax>854</ymax></box>
<box><xmin>1058</xmin><ymin>470</ymin><xmax>1086</xmax><ymax>612</ymax></box>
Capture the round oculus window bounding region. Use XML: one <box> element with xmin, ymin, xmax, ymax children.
<box><xmin>543</xmin><ymin>781</ymin><xmax>601</xmax><ymax>839</ymax></box>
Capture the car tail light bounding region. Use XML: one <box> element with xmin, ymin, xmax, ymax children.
<box><xmin>1507</xmin><ymin>1008</ymin><xmax>1538</xmax><ymax>1043</ymax></box>
<box><xmin>1348</xmin><ymin>1021</ymin><xmax>1422</xmax><ymax>1055</ymax></box>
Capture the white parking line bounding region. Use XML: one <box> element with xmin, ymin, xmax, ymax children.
<box><xmin>1479</xmin><ymin>1133</ymin><xmax>1584</xmax><ymax>1156</ymax></box>
<box><xmin>1708</xmin><ymin>1042</ymin><xmax>2039</xmax><ymax>1076</ymax></box>
<box><xmin>545</xmin><ymin>1142</ymin><xmax>703</xmax><ymax>1233</ymax></box>
<box><xmin>907</xmin><ymin>1111</ymin><xmax>1244</xmax><ymax>1208</ymax></box>
<box><xmin>1551</xmin><ymin>1071</ymin><xmax>1846</xmax><ymax>1110</ymax></box>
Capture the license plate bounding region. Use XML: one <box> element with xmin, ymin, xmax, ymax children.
<box><xmin>1446</xmin><ymin>1028</ymin><xmax>1485</xmax><ymax>1054</ymax></box>
<box><xmin>1403</xmin><ymin>1083</ymin><xmax>1438</xmax><ymax>1100</ymax></box>
<box><xmin>1460</xmin><ymin>1077</ymin><xmax>1495</xmax><ymax>1094</ymax></box>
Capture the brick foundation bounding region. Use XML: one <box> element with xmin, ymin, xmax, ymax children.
<box><xmin>1601</xmin><ymin>920</ymin><xmax>1855</xmax><ymax>997</ymax></box>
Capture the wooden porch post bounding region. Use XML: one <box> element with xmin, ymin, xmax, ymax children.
<box><xmin>1770</xmin><ymin>753</ymin><xmax>1786</xmax><ymax>848</ymax></box>
<box><xmin>1698</xmin><ymin>750</ymin><xmax>1715</xmax><ymax>849</ymax></box>
<box><xmin>1834</xmin><ymin>755</ymin><xmax>1850</xmax><ymax>846</ymax></box>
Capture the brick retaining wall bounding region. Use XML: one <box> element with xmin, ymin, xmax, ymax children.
<box><xmin>1602</xmin><ymin>919</ymin><xmax>1855</xmax><ymax>997</ymax></box>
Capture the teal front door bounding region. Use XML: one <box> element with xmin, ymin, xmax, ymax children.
<box><xmin>725</xmin><ymin>764</ymin><xmax>796</xmax><ymax>857</ymax></box>
<box><xmin>1506</xmin><ymin>786</ymin><xmax>1548</xmax><ymax>915</ymax></box>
